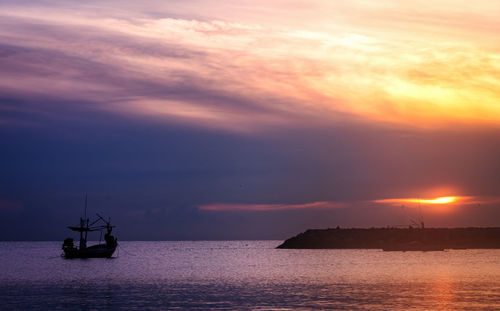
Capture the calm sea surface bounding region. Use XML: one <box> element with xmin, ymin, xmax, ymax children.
<box><xmin>0</xmin><ymin>241</ymin><xmax>499</xmax><ymax>310</ymax></box>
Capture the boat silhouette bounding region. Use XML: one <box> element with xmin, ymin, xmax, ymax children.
<box><xmin>381</xmin><ymin>221</ymin><xmax>444</xmax><ymax>252</ymax></box>
<box><xmin>62</xmin><ymin>195</ymin><xmax>117</xmax><ymax>258</ymax></box>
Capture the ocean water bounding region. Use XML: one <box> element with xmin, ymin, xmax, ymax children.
<box><xmin>0</xmin><ymin>241</ymin><xmax>499</xmax><ymax>310</ymax></box>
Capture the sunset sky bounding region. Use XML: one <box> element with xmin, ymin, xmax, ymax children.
<box><xmin>1</xmin><ymin>0</ymin><xmax>500</xmax><ymax>240</ymax></box>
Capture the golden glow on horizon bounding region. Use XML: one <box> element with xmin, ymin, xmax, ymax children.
<box><xmin>376</xmin><ymin>196</ymin><xmax>459</xmax><ymax>205</ymax></box>
<box><xmin>412</xmin><ymin>196</ymin><xmax>457</xmax><ymax>204</ymax></box>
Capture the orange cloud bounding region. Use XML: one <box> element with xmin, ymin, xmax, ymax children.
<box><xmin>374</xmin><ymin>196</ymin><xmax>500</xmax><ymax>206</ymax></box>
<box><xmin>199</xmin><ymin>201</ymin><xmax>345</xmax><ymax>211</ymax></box>
<box><xmin>375</xmin><ymin>196</ymin><xmax>462</xmax><ymax>205</ymax></box>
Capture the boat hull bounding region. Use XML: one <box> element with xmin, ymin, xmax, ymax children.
<box><xmin>63</xmin><ymin>244</ymin><xmax>116</xmax><ymax>259</ymax></box>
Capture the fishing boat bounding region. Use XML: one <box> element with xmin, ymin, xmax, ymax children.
<box><xmin>61</xmin><ymin>196</ymin><xmax>117</xmax><ymax>259</ymax></box>
<box><xmin>381</xmin><ymin>222</ymin><xmax>445</xmax><ymax>252</ymax></box>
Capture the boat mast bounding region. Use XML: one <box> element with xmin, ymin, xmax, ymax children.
<box><xmin>79</xmin><ymin>193</ymin><xmax>88</xmax><ymax>250</ymax></box>
<box><xmin>418</xmin><ymin>197</ymin><xmax>424</xmax><ymax>229</ymax></box>
<box><xmin>85</xmin><ymin>193</ymin><xmax>87</xmax><ymax>221</ymax></box>
<box><xmin>84</xmin><ymin>193</ymin><xmax>88</xmax><ymax>246</ymax></box>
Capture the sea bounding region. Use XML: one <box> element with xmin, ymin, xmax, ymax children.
<box><xmin>0</xmin><ymin>241</ymin><xmax>499</xmax><ymax>310</ymax></box>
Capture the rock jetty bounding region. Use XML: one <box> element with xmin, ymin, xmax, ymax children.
<box><xmin>277</xmin><ymin>227</ymin><xmax>500</xmax><ymax>250</ymax></box>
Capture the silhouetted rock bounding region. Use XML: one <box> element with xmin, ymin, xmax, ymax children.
<box><xmin>276</xmin><ymin>227</ymin><xmax>500</xmax><ymax>250</ymax></box>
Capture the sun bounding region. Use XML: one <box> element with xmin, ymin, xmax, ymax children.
<box><xmin>419</xmin><ymin>196</ymin><xmax>457</xmax><ymax>204</ymax></box>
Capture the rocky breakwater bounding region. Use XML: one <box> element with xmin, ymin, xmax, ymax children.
<box><xmin>277</xmin><ymin>227</ymin><xmax>500</xmax><ymax>250</ymax></box>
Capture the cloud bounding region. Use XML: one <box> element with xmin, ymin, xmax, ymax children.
<box><xmin>374</xmin><ymin>196</ymin><xmax>500</xmax><ymax>206</ymax></box>
<box><xmin>199</xmin><ymin>201</ymin><xmax>345</xmax><ymax>211</ymax></box>
<box><xmin>1</xmin><ymin>1</ymin><xmax>500</xmax><ymax>133</ymax></box>
<box><xmin>201</xmin><ymin>195</ymin><xmax>500</xmax><ymax>213</ymax></box>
